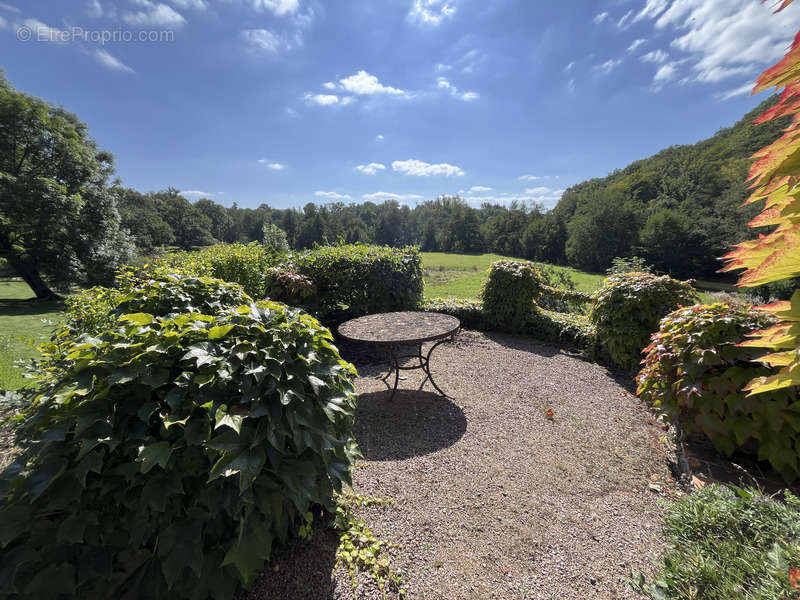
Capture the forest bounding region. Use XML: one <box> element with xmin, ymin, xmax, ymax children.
<box><xmin>115</xmin><ymin>95</ymin><xmax>788</xmax><ymax>279</ymax></box>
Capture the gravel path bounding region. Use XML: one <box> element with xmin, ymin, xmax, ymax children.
<box><xmin>247</xmin><ymin>330</ymin><xmax>677</xmax><ymax>600</ymax></box>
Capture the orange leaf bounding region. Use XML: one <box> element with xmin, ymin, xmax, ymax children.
<box><xmin>544</xmin><ymin>408</ymin><xmax>554</xmax><ymax>420</ymax></box>
<box><xmin>790</xmin><ymin>566</ymin><xmax>800</xmax><ymax>589</ymax></box>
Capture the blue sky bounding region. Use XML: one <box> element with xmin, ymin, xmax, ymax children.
<box><xmin>1</xmin><ymin>0</ymin><xmax>798</xmax><ymax>209</ymax></box>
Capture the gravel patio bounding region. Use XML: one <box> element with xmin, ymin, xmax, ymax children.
<box><xmin>246</xmin><ymin>330</ymin><xmax>678</xmax><ymax>600</ymax></box>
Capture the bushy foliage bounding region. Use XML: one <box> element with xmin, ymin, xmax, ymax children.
<box><xmin>294</xmin><ymin>244</ymin><xmax>423</xmax><ymax>322</ymax></box>
<box><xmin>606</xmin><ymin>256</ymin><xmax>652</xmax><ymax>275</ymax></box>
<box><xmin>481</xmin><ymin>260</ymin><xmax>543</xmax><ymax>330</ymax></box>
<box><xmin>265</xmin><ymin>268</ymin><xmax>316</xmax><ymax>307</ymax></box>
<box><xmin>157</xmin><ymin>243</ymin><xmax>283</xmax><ymax>298</ymax></box>
<box><xmin>630</xmin><ymin>485</ymin><xmax>800</xmax><ymax>600</ymax></box>
<box><xmin>527</xmin><ymin>308</ymin><xmax>597</xmax><ymax>354</ymax></box>
<box><xmin>262</xmin><ymin>223</ymin><xmax>289</xmax><ymax>253</ymax></box>
<box><xmin>637</xmin><ymin>302</ymin><xmax>800</xmax><ymax>481</ymax></box>
<box><xmin>0</xmin><ymin>277</ymin><xmax>359</xmax><ymax>599</ymax></box>
<box><xmin>422</xmin><ymin>298</ymin><xmax>488</xmax><ymax>330</ymax></box>
<box><xmin>590</xmin><ymin>272</ymin><xmax>698</xmax><ymax>370</ymax></box>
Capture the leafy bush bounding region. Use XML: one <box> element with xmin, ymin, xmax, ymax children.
<box><xmin>261</xmin><ymin>223</ymin><xmax>289</xmax><ymax>253</ymax></box>
<box><xmin>157</xmin><ymin>243</ymin><xmax>282</xmax><ymax>298</ymax></box>
<box><xmin>0</xmin><ymin>278</ymin><xmax>359</xmax><ymax>599</ymax></box>
<box><xmin>423</xmin><ymin>298</ymin><xmax>488</xmax><ymax>330</ymax></box>
<box><xmin>294</xmin><ymin>244</ymin><xmax>423</xmax><ymax>323</ymax></box>
<box><xmin>265</xmin><ymin>267</ymin><xmax>316</xmax><ymax>309</ymax></box>
<box><xmin>637</xmin><ymin>302</ymin><xmax>800</xmax><ymax>481</ymax></box>
<box><xmin>481</xmin><ymin>260</ymin><xmax>543</xmax><ymax>330</ymax></box>
<box><xmin>590</xmin><ymin>272</ymin><xmax>698</xmax><ymax>370</ymax></box>
<box><xmin>630</xmin><ymin>484</ymin><xmax>800</xmax><ymax>600</ymax></box>
<box><xmin>537</xmin><ymin>266</ymin><xmax>593</xmax><ymax>313</ymax></box>
<box><xmin>527</xmin><ymin>308</ymin><xmax>597</xmax><ymax>354</ymax></box>
<box><xmin>607</xmin><ymin>255</ymin><xmax>652</xmax><ymax>275</ymax></box>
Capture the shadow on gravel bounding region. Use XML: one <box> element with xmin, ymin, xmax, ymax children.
<box><xmin>243</xmin><ymin>518</ymin><xmax>339</xmax><ymax>600</ymax></box>
<box><xmin>481</xmin><ymin>332</ymin><xmax>563</xmax><ymax>357</ymax></box>
<box><xmin>354</xmin><ymin>390</ymin><xmax>467</xmax><ymax>461</ymax></box>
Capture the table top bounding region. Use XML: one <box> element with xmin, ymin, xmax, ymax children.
<box><xmin>338</xmin><ymin>311</ymin><xmax>460</xmax><ymax>346</ymax></box>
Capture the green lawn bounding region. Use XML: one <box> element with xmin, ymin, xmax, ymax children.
<box><xmin>421</xmin><ymin>252</ymin><xmax>605</xmax><ymax>299</ymax></box>
<box><xmin>0</xmin><ymin>280</ymin><xmax>64</xmax><ymax>391</ymax></box>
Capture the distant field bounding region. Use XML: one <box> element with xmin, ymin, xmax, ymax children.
<box><xmin>421</xmin><ymin>252</ymin><xmax>605</xmax><ymax>299</ymax></box>
<box><xmin>0</xmin><ymin>281</ymin><xmax>63</xmax><ymax>390</ymax></box>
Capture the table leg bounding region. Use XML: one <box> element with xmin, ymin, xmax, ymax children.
<box><xmin>419</xmin><ymin>335</ymin><xmax>455</xmax><ymax>398</ymax></box>
<box><xmin>378</xmin><ymin>346</ymin><xmax>401</xmax><ymax>401</ymax></box>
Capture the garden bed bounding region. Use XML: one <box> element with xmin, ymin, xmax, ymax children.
<box><xmin>245</xmin><ymin>330</ymin><xmax>679</xmax><ymax>599</ymax></box>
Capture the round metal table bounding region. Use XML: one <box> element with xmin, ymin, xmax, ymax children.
<box><xmin>338</xmin><ymin>311</ymin><xmax>460</xmax><ymax>400</ymax></box>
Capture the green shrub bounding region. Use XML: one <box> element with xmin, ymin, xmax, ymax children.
<box><xmin>423</xmin><ymin>298</ymin><xmax>488</xmax><ymax>330</ymax></box>
<box><xmin>481</xmin><ymin>260</ymin><xmax>543</xmax><ymax>330</ymax></box>
<box><xmin>590</xmin><ymin>272</ymin><xmax>698</xmax><ymax>370</ymax></box>
<box><xmin>637</xmin><ymin>302</ymin><xmax>800</xmax><ymax>481</ymax></box>
<box><xmin>630</xmin><ymin>485</ymin><xmax>800</xmax><ymax>599</ymax></box>
<box><xmin>294</xmin><ymin>244</ymin><xmax>423</xmax><ymax>322</ymax></box>
<box><xmin>265</xmin><ymin>267</ymin><xmax>316</xmax><ymax>308</ymax></box>
<box><xmin>157</xmin><ymin>243</ymin><xmax>282</xmax><ymax>298</ymax></box>
<box><xmin>526</xmin><ymin>308</ymin><xmax>597</xmax><ymax>354</ymax></box>
<box><xmin>0</xmin><ymin>278</ymin><xmax>359</xmax><ymax>599</ymax></box>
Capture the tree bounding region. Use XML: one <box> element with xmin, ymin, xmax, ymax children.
<box><xmin>116</xmin><ymin>188</ymin><xmax>175</xmax><ymax>252</ymax></box>
<box><xmin>195</xmin><ymin>198</ymin><xmax>233</xmax><ymax>242</ymax></box>
<box><xmin>152</xmin><ymin>189</ymin><xmax>214</xmax><ymax>250</ymax></box>
<box><xmin>639</xmin><ymin>208</ymin><xmax>694</xmax><ymax>276</ymax></box>
<box><xmin>0</xmin><ymin>73</ymin><xmax>133</xmax><ymax>298</ymax></box>
<box><xmin>262</xmin><ymin>222</ymin><xmax>289</xmax><ymax>252</ymax></box>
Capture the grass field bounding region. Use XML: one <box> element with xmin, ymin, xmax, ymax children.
<box><xmin>422</xmin><ymin>252</ymin><xmax>605</xmax><ymax>299</ymax></box>
<box><xmin>0</xmin><ymin>281</ymin><xmax>63</xmax><ymax>391</ymax></box>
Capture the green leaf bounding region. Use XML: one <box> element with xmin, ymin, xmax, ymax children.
<box><xmin>208</xmin><ymin>325</ymin><xmax>235</xmax><ymax>340</ymax></box>
<box><xmin>120</xmin><ymin>313</ymin><xmax>155</xmax><ymax>326</ymax></box>
<box><xmin>136</xmin><ymin>442</ymin><xmax>172</xmax><ymax>473</ymax></box>
<box><xmin>215</xmin><ymin>405</ymin><xmax>244</xmax><ymax>434</ymax></box>
<box><xmin>221</xmin><ymin>512</ymin><xmax>273</xmax><ymax>586</ymax></box>
<box><xmin>0</xmin><ymin>506</ymin><xmax>31</xmax><ymax>547</ymax></box>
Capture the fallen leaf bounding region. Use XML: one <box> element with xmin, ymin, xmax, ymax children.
<box><xmin>545</xmin><ymin>408</ymin><xmax>554</xmax><ymax>420</ymax></box>
<box><xmin>691</xmin><ymin>475</ymin><xmax>707</xmax><ymax>489</ymax></box>
<box><xmin>790</xmin><ymin>567</ymin><xmax>800</xmax><ymax>589</ymax></box>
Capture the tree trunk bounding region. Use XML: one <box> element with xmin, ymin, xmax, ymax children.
<box><xmin>6</xmin><ymin>255</ymin><xmax>60</xmax><ymax>300</ymax></box>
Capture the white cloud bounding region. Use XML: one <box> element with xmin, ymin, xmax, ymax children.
<box><xmin>340</xmin><ymin>70</ymin><xmax>404</xmax><ymax>96</ymax></box>
<box><xmin>86</xmin><ymin>0</ymin><xmax>103</xmax><ymax>17</ymax></box>
<box><xmin>437</xmin><ymin>76</ymin><xmax>478</xmax><ymax>101</ymax></box>
<box><xmin>634</xmin><ymin>0</ymin><xmax>669</xmax><ymax>23</ymax></box>
<box><xmin>304</xmin><ymin>93</ymin><xmax>340</xmax><ymax>106</ymax></box>
<box><xmin>94</xmin><ymin>49</ymin><xmax>135</xmax><ymax>73</ymax></box>
<box><xmin>720</xmin><ymin>82</ymin><xmax>755</xmax><ymax>100</ymax></box>
<box><xmin>653</xmin><ymin>62</ymin><xmax>679</xmax><ymax>86</ymax></box>
<box><xmin>180</xmin><ymin>190</ymin><xmax>214</xmax><ymax>197</ymax></box>
<box><xmin>0</xmin><ymin>3</ymin><xmax>21</xmax><ymax>13</ymax></box>
<box><xmin>461</xmin><ymin>189</ymin><xmax>565</xmax><ymax>208</ymax></box>
<box><xmin>593</xmin><ymin>11</ymin><xmax>609</xmax><ymax>24</ymax></box>
<box><xmin>636</xmin><ymin>0</ymin><xmax>800</xmax><ymax>85</ymax></box>
<box><xmin>363</xmin><ymin>191</ymin><xmax>424</xmax><ymax>203</ymax></box>
<box><xmin>525</xmin><ymin>186</ymin><xmax>554</xmax><ymax>195</ymax></box>
<box><xmin>627</xmin><ymin>39</ymin><xmax>646</xmax><ymax>53</ymax></box>
<box><xmin>322</xmin><ymin>81</ymin><xmax>336</xmax><ymax>90</ymax></box>
<box><xmin>435</xmin><ymin>63</ymin><xmax>452</xmax><ymax>72</ymax></box>
<box><xmin>240</xmin><ymin>28</ymin><xmax>300</xmax><ymax>55</ymax></box>
<box><xmin>641</xmin><ymin>49</ymin><xmax>668</xmax><ymax>64</ymax></box>
<box><xmin>461</xmin><ymin>91</ymin><xmax>479</xmax><ymax>101</ymax></box>
<box><xmin>355</xmin><ymin>162</ymin><xmax>386</xmax><ymax>175</ymax></box>
<box><xmin>258</xmin><ymin>160</ymin><xmax>285</xmax><ymax>170</ymax></box>
<box><xmin>518</xmin><ymin>175</ymin><xmax>541</xmax><ymax>181</ymax></box>
<box><xmin>375</xmin><ymin>134</ymin><xmax>384</xmax><ymax>141</ymax></box>
<box><xmin>0</xmin><ymin>15</ymin><xmax>6</xmax><ymax>28</ymax></box>
<box><xmin>469</xmin><ymin>186</ymin><xmax>492</xmax><ymax>192</ymax></box>
<box><xmin>617</xmin><ymin>9</ymin><xmax>634</xmax><ymax>29</ymax></box>
<box><xmin>437</xmin><ymin>76</ymin><xmax>453</xmax><ymax>90</ymax></box>
<box><xmin>172</xmin><ymin>0</ymin><xmax>208</xmax><ymax>9</ymax></box>
<box><xmin>565</xmin><ymin>61</ymin><xmax>575</xmax><ymax>71</ymax></box>
<box><xmin>593</xmin><ymin>58</ymin><xmax>622</xmax><ymax>74</ymax></box>
<box><xmin>409</xmin><ymin>0</ymin><xmax>456</xmax><ymax>25</ymax></box>
<box><xmin>392</xmin><ymin>159</ymin><xmax>464</xmax><ymax>177</ymax></box>
<box><xmin>124</xmin><ymin>0</ymin><xmax>186</xmax><ymax>27</ymax></box>
<box><xmin>250</xmin><ymin>0</ymin><xmax>299</xmax><ymax>16</ymax></box>
<box><xmin>315</xmin><ymin>191</ymin><xmax>351</xmax><ymax>199</ymax></box>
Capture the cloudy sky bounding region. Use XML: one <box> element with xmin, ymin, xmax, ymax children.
<box><xmin>1</xmin><ymin>0</ymin><xmax>798</xmax><ymax>209</ymax></box>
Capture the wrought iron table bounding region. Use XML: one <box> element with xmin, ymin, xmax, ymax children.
<box><xmin>338</xmin><ymin>312</ymin><xmax>460</xmax><ymax>400</ymax></box>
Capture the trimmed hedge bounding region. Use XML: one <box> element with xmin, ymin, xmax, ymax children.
<box><xmin>481</xmin><ymin>260</ymin><xmax>543</xmax><ymax>330</ymax></box>
<box><xmin>294</xmin><ymin>244</ymin><xmax>423</xmax><ymax>323</ymax></box>
<box><xmin>637</xmin><ymin>302</ymin><xmax>800</xmax><ymax>481</ymax></box>
<box><xmin>0</xmin><ymin>275</ymin><xmax>359</xmax><ymax>599</ymax></box>
<box><xmin>590</xmin><ymin>272</ymin><xmax>698</xmax><ymax>371</ymax></box>
<box><xmin>423</xmin><ymin>298</ymin><xmax>488</xmax><ymax>330</ymax></box>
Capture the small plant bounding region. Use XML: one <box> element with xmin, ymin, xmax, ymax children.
<box><xmin>630</xmin><ymin>484</ymin><xmax>800</xmax><ymax>599</ymax></box>
<box><xmin>607</xmin><ymin>255</ymin><xmax>652</xmax><ymax>275</ymax></box>
<box><xmin>637</xmin><ymin>302</ymin><xmax>799</xmax><ymax>481</ymax></box>
<box><xmin>590</xmin><ymin>272</ymin><xmax>698</xmax><ymax>370</ymax></box>
<box><xmin>481</xmin><ymin>260</ymin><xmax>543</xmax><ymax>330</ymax></box>
<box><xmin>262</xmin><ymin>223</ymin><xmax>290</xmax><ymax>253</ymax></box>
<box><xmin>334</xmin><ymin>490</ymin><xmax>405</xmax><ymax>598</ymax></box>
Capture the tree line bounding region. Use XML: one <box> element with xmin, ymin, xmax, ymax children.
<box><xmin>0</xmin><ymin>69</ymin><xmax>788</xmax><ymax>299</ymax></box>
